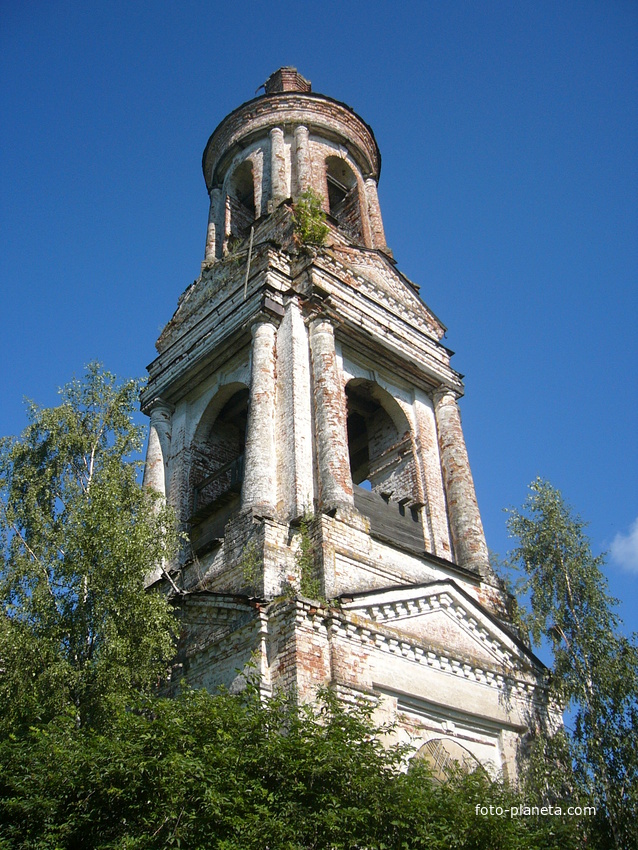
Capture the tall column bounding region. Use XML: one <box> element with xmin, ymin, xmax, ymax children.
<box><xmin>433</xmin><ymin>387</ymin><xmax>490</xmax><ymax>576</ymax></box>
<box><xmin>242</xmin><ymin>317</ymin><xmax>278</xmax><ymax>513</ymax></box>
<box><xmin>143</xmin><ymin>399</ymin><xmax>174</xmax><ymax>498</ymax></box>
<box><xmin>308</xmin><ymin>317</ymin><xmax>353</xmax><ymax>511</ymax></box>
<box><xmin>270</xmin><ymin>126</ymin><xmax>286</xmax><ymax>206</ymax></box>
<box><xmin>364</xmin><ymin>177</ymin><xmax>387</xmax><ymax>250</ymax></box>
<box><xmin>294</xmin><ymin>125</ymin><xmax>311</xmax><ymax>196</ymax></box>
<box><xmin>204</xmin><ymin>187</ymin><xmax>222</xmax><ymax>261</ymax></box>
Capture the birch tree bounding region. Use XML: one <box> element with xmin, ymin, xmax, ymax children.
<box><xmin>0</xmin><ymin>364</ymin><xmax>177</xmax><ymax>732</ymax></box>
<box><xmin>507</xmin><ymin>479</ymin><xmax>638</xmax><ymax>849</ymax></box>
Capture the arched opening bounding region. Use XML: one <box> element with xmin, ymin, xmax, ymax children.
<box><xmin>347</xmin><ymin>410</ymin><xmax>370</xmax><ymax>486</ymax></box>
<box><xmin>413</xmin><ymin>738</ymin><xmax>485</xmax><ymax>782</ymax></box>
<box><xmin>346</xmin><ymin>380</ymin><xmax>424</xmax><ymax>550</ymax></box>
<box><xmin>190</xmin><ymin>386</ymin><xmax>249</xmax><ymax>551</ymax></box>
<box><xmin>325</xmin><ymin>156</ymin><xmax>363</xmax><ymax>243</ymax></box>
<box><xmin>345</xmin><ymin>380</ymin><xmax>412</xmax><ymax>498</ymax></box>
<box><xmin>227</xmin><ymin>160</ymin><xmax>256</xmax><ymax>241</ymax></box>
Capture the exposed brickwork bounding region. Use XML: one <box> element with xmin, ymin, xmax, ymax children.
<box><xmin>227</xmin><ymin>194</ymin><xmax>254</xmax><ymax>239</ymax></box>
<box><xmin>142</xmin><ymin>70</ymin><xmax>552</xmax><ymax>780</ymax></box>
<box><xmin>413</xmin><ymin>393</ymin><xmax>454</xmax><ymax>558</ymax></box>
<box><xmin>332</xmin><ymin>184</ymin><xmax>364</xmax><ymax>245</ymax></box>
<box><xmin>363</xmin><ymin>177</ymin><xmax>387</xmax><ymax>251</ymax></box>
<box><xmin>172</xmin><ymin>590</ymin><xmax>552</xmax><ymax>778</ymax></box>
<box><xmin>269</xmin><ymin>127</ymin><xmax>287</xmax><ymax>205</ymax></box>
<box><xmin>264</xmin><ymin>67</ymin><xmax>312</xmax><ymax>95</ymax></box>
<box><xmin>203</xmin><ymin>94</ymin><xmax>380</xmax><ymax>193</ymax></box>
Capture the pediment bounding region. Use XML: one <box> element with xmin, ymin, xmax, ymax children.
<box><xmin>325</xmin><ymin>246</ymin><xmax>446</xmax><ymax>341</ymax></box>
<box><xmin>340</xmin><ymin>581</ymin><xmax>541</xmax><ymax>673</ymax></box>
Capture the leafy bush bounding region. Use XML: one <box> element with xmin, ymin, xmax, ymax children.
<box><xmin>292</xmin><ymin>188</ymin><xmax>329</xmax><ymax>247</ymax></box>
<box><xmin>0</xmin><ymin>686</ymin><xmax>584</xmax><ymax>849</ymax></box>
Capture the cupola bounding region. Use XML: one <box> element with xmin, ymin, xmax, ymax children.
<box><xmin>202</xmin><ymin>66</ymin><xmax>387</xmax><ymax>259</ymax></box>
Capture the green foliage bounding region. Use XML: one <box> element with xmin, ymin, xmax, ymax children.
<box><xmin>292</xmin><ymin>188</ymin><xmax>329</xmax><ymax>247</ymax></box>
<box><xmin>506</xmin><ymin>479</ymin><xmax>638</xmax><ymax>849</ymax></box>
<box><xmin>296</xmin><ymin>513</ymin><xmax>322</xmax><ymax>600</ymax></box>
<box><xmin>239</xmin><ymin>540</ymin><xmax>261</xmax><ymax>592</ymax></box>
<box><xmin>0</xmin><ymin>363</ymin><xmax>177</xmax><ymax>732</ymax></box>
<box><xmin>0</xmin><ymin>397</ymin><xmax>603</xmax><ymax>850</ymax></box>
<box><xmin>222</xmin><ymin>235</ymin><xmax>246</xmax><ymax>265</ymax></box>
<box><xmin>0</xmin><ymin>684</ymin><xmax>584</xmax><ymax>850</ymax></box>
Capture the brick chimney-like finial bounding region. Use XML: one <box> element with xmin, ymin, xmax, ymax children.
<box><xmin>264</xmin><ymin>67</ymin><xmax>312</xmax><ymax>95</ymax></box>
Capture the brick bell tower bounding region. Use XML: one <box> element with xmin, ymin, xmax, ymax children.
<box><xmin>142</xmin><ymin>69</ymin><xmax>549</xmax><ymax>779</ymax></box>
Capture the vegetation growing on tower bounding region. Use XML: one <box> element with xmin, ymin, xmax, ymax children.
<box><xmin>292</xmin><ymin>188</ymin><xmax>330</xmax><ymax>247</ymax></box>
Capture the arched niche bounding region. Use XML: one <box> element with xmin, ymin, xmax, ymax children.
<box><xmin>226</xmin><ymin>159</ymin><xmax>256</xmax><ymax>241</ymax></box>
<box><xmin>325</xmin><ymin>155</ymin><xmax>363</xmax><ymax>243</ymax></box>
<box><xmin>413</xmin><ymin>738</ymin><xmax>485</xmax><ymax>782</ymax></box>
<box><xmin>190</xmin><ymin>384</ymin><xmax>249</xmax><ymax>524</ymax></box>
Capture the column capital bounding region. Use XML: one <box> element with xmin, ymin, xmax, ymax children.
<box><xmin>283</xmin><ymin>291</ymin><xmax>302</xmax><ymax>309</ymax></box>
<box><xmin>307</xmin><ymin>314</ymin><xmax>338</xmax><ymax>335</ymax></box>
<box><xmin>249</xmin><ymin>310</ymin><xmax>281</xmax><ymax>336</ymax></box>
<box><xmin>432</xmin><ymin>385</ymin><xmax>461</xmax><ymax>406</ymax></box>
<box><xmin>144</xmin><ymin>397</ymin><xmax>174</xmax><ymax>418</ymax></box>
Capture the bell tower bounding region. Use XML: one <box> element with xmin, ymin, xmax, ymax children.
<box><xmin>142</xmin><ymin>69</ymin><xmax>549</xmax><ymax>778</ymax></box>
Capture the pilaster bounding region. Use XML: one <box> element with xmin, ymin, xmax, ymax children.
<box><xmin>276</xmin><ymin>296</ymin><xmax>314</xmax><ymax>518</ymax></box>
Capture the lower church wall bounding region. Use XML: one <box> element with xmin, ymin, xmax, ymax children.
<box><xmin>175</xmin><ymin>592</ymin><xmax>546</xmax><ymax>782</ymax></box>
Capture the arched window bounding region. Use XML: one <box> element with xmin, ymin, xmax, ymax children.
<box><xmin>345</xmin><ymin>380</ymin><xmax>413</xmax><ymax>498</ymax></box>
<box><xmin>227</xmin><ymin>160</ymin><xmax>256</xmax><ymax>240</ymax></box>
<box><xmin>190</xmin><ymin>386</ymin><xmax>249</xmax><ymax>550</ymax></box>
<box><xmin>325</xmin><ymin>156</ymin><xmax>363</xmax><ymax>243</ymax></box>
<box><xmin>346</xmin><ymin>379</ymin><xmax>424</xmax><ymax>550</ymax></box>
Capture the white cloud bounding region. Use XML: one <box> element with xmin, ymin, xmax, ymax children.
<box><xmin>611</xmin><ymin>517</ymin><xmax>638</xmax><ymax>573</ymax></box>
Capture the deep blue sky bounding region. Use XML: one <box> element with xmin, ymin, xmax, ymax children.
<box><xmin>2</xmin><ymin>1</ymin><xmax>637</xmax><ymax>635</ymax></box>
